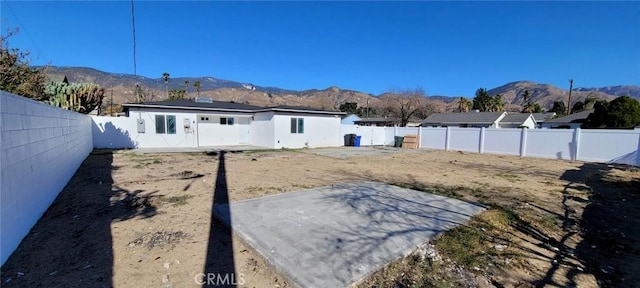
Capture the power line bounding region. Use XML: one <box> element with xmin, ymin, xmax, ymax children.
<box><xmin>131</xmin><ymin>0</ymin><xmax>137</xmax><ymax>77</ymax></box>
<box><xmin>3</xmin><ymin>1</ymin><xmax>43</xmax><ymax>60</ymax></box>
<box><xmin>131</xmin><ymin>0</ymin><xmax>139</xmax><ymax>102</ymax></box>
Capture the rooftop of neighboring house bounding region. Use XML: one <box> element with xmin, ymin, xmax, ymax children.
<box><xmin>421</xmin><ymin>111</ymin><xmax>505</xmax><ymax>125</ymax></box>
<box><xmin>545</xmin><ymin>109</ymin><xmax>594</xmax><ymax>124</ymax></box>
<box><xmin>122</xmin><ymin>98</ymin><xmax>345</xmax><ymax>115</ymax></box>
<box><xmin>355</xmin><ymin>117</ymin><xmax>400</xmax><ymax>123</ymax></box>
<box><xmin>500</xmin><ymin>113</ymin><xmax>533</xmax><ymax>124</ymax></box>
<box><xmin>531</xmin><ymin>112</ymin><xmax>557</xmax><ymax>123</ymax></box>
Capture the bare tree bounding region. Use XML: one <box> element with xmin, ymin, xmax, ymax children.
<box><xmin>379</xmin><ymin>87</ymin><xmax>434</xmax><ymax>127</ymax></box>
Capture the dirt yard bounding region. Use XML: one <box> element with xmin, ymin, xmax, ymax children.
<box><xmin>2</xmin><ymin>148</ymin><xmax>638</xmax><ymax>288</ymax></box>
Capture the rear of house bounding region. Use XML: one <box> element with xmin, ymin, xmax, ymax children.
<box><xmin>103</xmin><ymin>98</ymin><xmax>344</xmax><ymax>149</ymax></box>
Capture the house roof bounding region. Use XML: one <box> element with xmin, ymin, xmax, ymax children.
<box><xmin>545</xmin><ymin>109</ymin><xmax>594</xmax><ymax>124</ymax></box>
<box><xmin>500</xmin><ymin>113</ymin><xmax>533</xmax><ymax>124</ymax></box>
<box><xmin>531</xmin><ymin>112</ymin><xmax>556</xmax><ymax>122</ymax></box>
<box><xmin>421</xmin><ymin>112</ymin><xmax>505</xmax><ymax>125</ymax></box>
<box><xmin>354</xmin><ymin>117</ymin><xmax>400</xmax><ymax>124</ymax></box>
<box><xmin>122</xmin><ymin>100</ymin><xmax>345</xmax><ymax>115</ymax></box>
<box><xmin>123</xmin><ymin>99</ymin><xmax>262</xmax><ymax>112</ymax></box>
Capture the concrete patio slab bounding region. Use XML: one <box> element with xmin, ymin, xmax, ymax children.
<box><xmin>214</xmin><ymin>181</ymin><xmax>485</xmax><ymax>288</ymax></box>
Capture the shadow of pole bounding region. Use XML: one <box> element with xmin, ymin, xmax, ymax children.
<box><xmin>202</xmin><ymin>151</ymin><xmax>237</xmax><ymax>287</ymax></box>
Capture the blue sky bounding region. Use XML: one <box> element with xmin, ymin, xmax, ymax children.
<box><xmin>1</xmin><ymin>1</ymin><xmax>639</xmax><ymax>96</ymax></box>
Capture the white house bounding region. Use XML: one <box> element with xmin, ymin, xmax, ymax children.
<box><xmin>421</xmin><ymin>112</ymin><xmax>539</xmax><ymax>129</ymax></box>
<box><xmin>421</xmin><ymin>112</ymin><xmax>507</xmax><ymax>128</ymax></box>
<box><xmin>95</xmin><ymin>98</ymin><xmax>345</xmax><ymax>149</ymax></box>
<box><xmin>341</xmin><ymin>114</ymin><xmax>361</xmax><ymax>125</ymax></box>
<box><xmin>499</xmin><ymin>113</ymin><xmax>537</xmax><ymax>129</ymax></box>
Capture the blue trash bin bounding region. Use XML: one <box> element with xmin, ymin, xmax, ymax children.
<box><xmin>354</xmin><ymin>135</ymin><xmax>362</xmax><ymax>147</ymax></box>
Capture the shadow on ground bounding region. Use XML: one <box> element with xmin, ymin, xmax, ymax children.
<box><xmin>561</xmin><ymin>163</ymin><xmax>640</xmax><ymax>287</ymax></box>
<box><xmin>202</xmin><ymin>150</ymin><xmax>236</xmax><ymax>287</ymax></box>
<box><xmin>0</xmin><ymin>150</ymin><xmax>158</xmax><ymax>287</ymax></box>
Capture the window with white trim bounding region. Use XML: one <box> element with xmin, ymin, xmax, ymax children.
<box><xmin>290</xmin><ymin>117</ymin><xmax>304</xmax><ymax>134</ymax></box>
<box><xmin>155</xmin><ymin>115</ymin><xmax>176</xmax><ymax>134</ymax></box>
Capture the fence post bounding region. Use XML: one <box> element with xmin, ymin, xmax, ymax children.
<box><xmin>445</xmin><ymin>127</ymin><xmax>451</xmax><ymax>151</ymax></box>
<box><xmin>479</xmin><ymin>127</ymin><xmax>485</xmax><ymax>154</ymax></box>
<box><xmin>418</xmin><ymin>126</ymin><xmax>422</xmax><ymax>149</ymax></box>
<box><xmin>636</xmin><ymin>133</ymin><xmax>640</xmax><ymax>166</ymax></box>
<box><xmin>572</xmin><ymin>128</ymin><xmax>581</xmax><ymax>161</ymax></box>
<box><xmin>519</xmin><ymin>128</ymin><xmax>528</xmax><ymax>157</ymax></box>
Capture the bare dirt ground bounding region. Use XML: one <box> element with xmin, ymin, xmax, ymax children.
<box><xmin>2</xmin><ymin>148</ymin><xmax>638</xmax><ymax>288</ymax></box>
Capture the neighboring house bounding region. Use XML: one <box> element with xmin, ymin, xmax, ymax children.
<box><xmin>499</xmin><ymin>113</ymin><xmax>537</xmax><ymax>129</ymax></box>
<box><xmin>531</xmin><ymin>112</ymin><xmax>557</xmax><ymax>128</ymax></box>
<box><xmin>341</xmin><ymin>114</ymin><xmax>361</xmax><ymax>125</ymax></box>
<box><xmin>541</xmin><ymin>109</ymin><xmax>594</xmax><ymax>129</ymax></box>
<box><xmin>421</xmin><ymin>112</ymin><xmax>506</xmax><ymax>128</ymax></box>
<box><xmin>120</xmin><ymin>98</ymin><xmax>345</xmax><ymax>149</ymax></box>
<box><xmin>354</xmin><ymin>117</ymin><xmax>400</xmax><ymax>127</ymax></box>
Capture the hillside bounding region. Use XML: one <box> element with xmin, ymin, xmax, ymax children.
<box><xmin>575</xmin><ymin>85</ymin><xmax>640</xmax><ymax>99</ymax></box>
<box><xmin>486</xmin><ymin>81</ymin><xmax>617</xmax><ymax>109</ymax></box>
<box><xmin>44</xmin><ymin>66</ymin><xmax>635</xmax><ymax>113</ymax></box>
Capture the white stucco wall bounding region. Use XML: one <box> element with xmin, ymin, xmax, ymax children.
<box><xmin>273</xmin><ymin>113</ymin><xmax>341</xmax><ymax>148</ymax></box>
<box><xmin>91</xmin><ymin>116</ymin><xmax>139</xmax><ymax>148</ymax></box>
<box><xmin>1</xmin><ymin>92</ymin><xmax>93</xmax><ymax>265</ymax></box>
<box><xmin>250</xmin><ymin>112</ymin><xmax>275</xmax><ymax>148</ymax></box>
<box><xmin>122</xmin><ymin>108</ymin><xmax>199</xmax><ymax>148</ymax></box>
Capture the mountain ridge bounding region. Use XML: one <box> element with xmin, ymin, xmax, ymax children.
<box><xmin>43</xmin><ymin>66</ymin><xmax>638</xmax><ymax>112</ymax></box>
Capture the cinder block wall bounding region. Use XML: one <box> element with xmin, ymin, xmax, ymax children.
<box><xmin>0</xmin><ymin>91</ymin><xmax>93</xmax><ymax>265</ymax></box>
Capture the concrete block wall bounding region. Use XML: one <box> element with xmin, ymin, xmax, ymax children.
<box><xmin>1</xmin><ymin>91</ymin><xmax>93</xmax><ymax>265</ymax></box>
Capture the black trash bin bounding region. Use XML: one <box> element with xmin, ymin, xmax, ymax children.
<box><xmin>394</xmin><ymin>136</ymin><xmax>404</xmax><ymax>147</ymax></box>
<box><xmin>344</xmin><ymin>134</ymin><xmax>356</xmax><ymax>146</ymax></box>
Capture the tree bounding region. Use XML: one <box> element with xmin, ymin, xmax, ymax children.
<box><xmin>549</xmin><ymin>101</ymin><xmax>566</xmax><ymax>116</ymax></box>
<box><xmin>44</xmin><ymin>81</ymin><xmax>105</xmax><ymax>114</ymax></box>
<box><xmin>0</xmin><ymin>30</ymin><xmax>48</xmax><ymax>100</ymax></box>
<box><xmin>583</xmin><ymin>96</ymin><xmax>640</xmax><ymax>128</ymax></box>
<box><xmin>472</xmin><ymin>88</ymin><xmax>493</xmax><ymax>112</ymax></box>
<box><xmin>522</xmin><ymin>90</ymin><xmax>531</xmax><ymax>106</ymax></box>
<box><xmin>380</xmin><ymin>88</ymin><xmax>434</xmax><ymax>127</ymax></box>
<box><xmin>168</xmin><ymin>88</ymin><xmax>186</xmax><ymax>100</ymax></box>
<box><xmin>194</xmin><ymin>80</ymin><xmax>201</xmax><ymax>97</ymax></box>
<box><xmin>457</xmin><ymin>97</ymin><xmax>472</xmax><ymax>112</ymax></box>
<box><xmin>184</xmin><ymin>80</ymin><xmax>190</xmax><ymax>95</ymax></box>
<box><xmin>339</xmin><ymin>102</ymin><xmax>358</xmax><ymax>115</ymax></box>
<box><xmin>162</xmin><ymin>72</ymin><xmax>170</xmax><ymax>98</ymax></box>
<box><xmin>522</xmin><ymin>102</ymin><xmax>543</xmax><ymax>113</ymax></box>
<box><xmin>134</xmin><ymin>84</ymin><xmax>147</xmax><ymax>103</ymax></box>
<box><xmin>572</xmin><ymin>94</ymin><xmax>597</xmax><ymax>113</ymax></box>
<box><xmin>489</xmin><ymin>94</ymin><xmax>504</xmax><ymax>112</ymax></box>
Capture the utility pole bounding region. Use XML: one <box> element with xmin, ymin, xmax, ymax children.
<box><xmin>366</xmin><ymin>98</ymin><xmax>370</xmax><ymax>118</ymax></box>
<box><xmin>567</xmin><ymin>79</ymin><xmax>573</xmax><ymax>115</ymax></box>
<box><xmin>110</xmin><ymin>89</ymin><xmax>114</xmax><ymax>116</ymax></box>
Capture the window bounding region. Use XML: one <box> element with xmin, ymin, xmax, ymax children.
<box><xmin>155</xmin><ymin>115</ymin><xmax>176</xmax><ymax>134</ymax></box>
<box><xmin>220</xmin><ymin>117</ymin><xmax>234</xmax><ymax>125</ymax></box>
<box><xmin>290</xmin><ymin>117</ymin><xmax>304</xmax><ymax>134</ymax></box>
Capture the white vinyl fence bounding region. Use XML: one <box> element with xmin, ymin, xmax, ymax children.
<box><xmin>339</xmin><ymin>125</ymin><xmax>640</xmax><ymax>166</ymax></box>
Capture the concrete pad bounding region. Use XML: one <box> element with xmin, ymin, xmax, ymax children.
<box><xmin>214</xmin><ymin>181</ymin><xmax>485</xmax><ymax>288</ymax></box>
<box><xmin>304</xmin><ymin>146</ymin><xmax>423</xmax><ymax>159</ymax></box>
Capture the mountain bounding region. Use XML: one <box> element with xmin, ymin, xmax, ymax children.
<box><xmin>486</xmin><ymin>81</ymin><xmax>617</xmax><ymax>109</ymax></box>
<box><xmin>43</xmin><ymin>66</ymin><xmax>635</xmax><ymax>113</ymax></box>
<box><xmin>575</xmin><ymin>85</ymin><xmax>640</xmax><ymax>99</ymax></box>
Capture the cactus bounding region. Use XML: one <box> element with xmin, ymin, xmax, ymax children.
<box><xmin>44</xmin><ymin>81</ymin><xmax>105</xmax><ymax>114</ymax></box>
